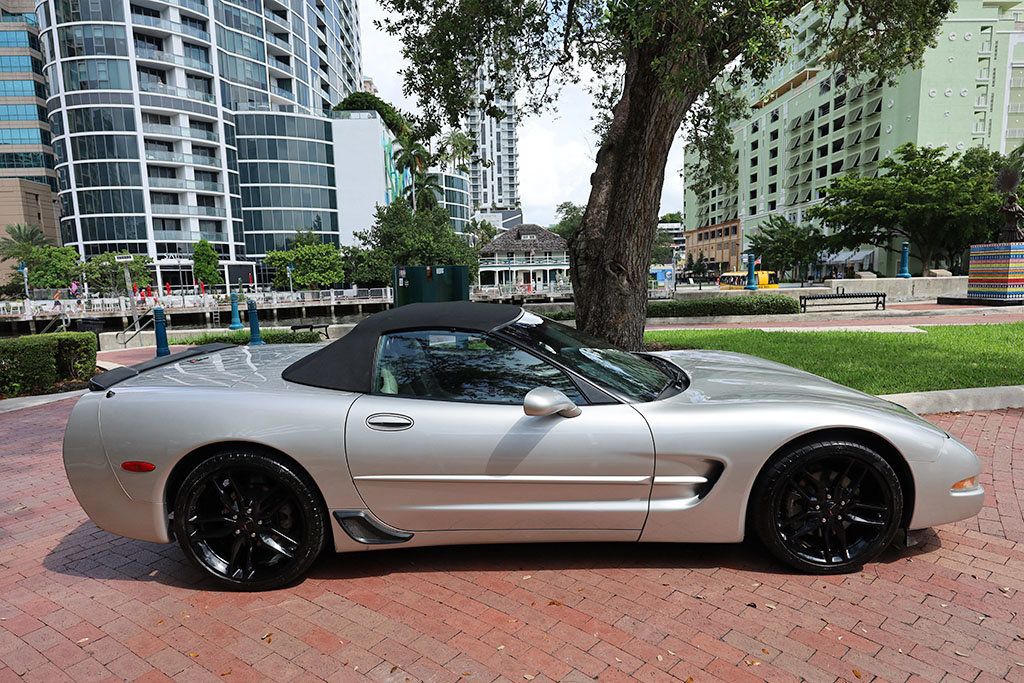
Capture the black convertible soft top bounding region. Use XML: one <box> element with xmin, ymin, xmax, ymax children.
<box><xmin>281</xmin><ymin>301</ymin><xmax>524</xmax><ymax>392</ymax></box>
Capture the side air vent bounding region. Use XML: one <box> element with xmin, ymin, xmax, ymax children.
<box><xmin>332</xmin><ymin>510</ymin><xmax>413</xmax><ymax>545</ymax></box>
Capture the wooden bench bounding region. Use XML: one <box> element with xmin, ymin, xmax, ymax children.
<box><xmin>290</xmin><ymin>323</ymin><xmax>330</xmax><ymax>339</ymax></box>
<box><xmin>799</xmin><ymin>290</ymin><xmax>886</xmax><ymax>313</ymax></box>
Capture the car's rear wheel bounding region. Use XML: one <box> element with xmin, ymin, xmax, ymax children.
<box><xmin>172</xmin><ymin>451</ymin><xmax>325</xmax><ymax>590</ymax></box>
<box><xmin>752</xmin><ymin>440</ymin><xmax>903</xmax><ymax>574</ymax></box>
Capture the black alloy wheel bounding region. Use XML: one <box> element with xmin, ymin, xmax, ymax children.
<box><xmin>752</xmin><ymin>440</ymin><xmax>903</xmax><ymax>574</ymax></box>
<box><xmin>173</xmin><ymin>451</ymin><xmax>325</xmax><ymax>590</ymax></box>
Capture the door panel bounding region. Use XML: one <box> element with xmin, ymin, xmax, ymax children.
<box><xmin>345</xmin><ymin>394</ymin><xmax>655</xmax><ymax>532</ymax></box>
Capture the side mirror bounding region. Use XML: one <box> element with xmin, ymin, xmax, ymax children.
<box><xmin>523</xmin><ymin>386</ymin><xmax>582</xmax><ymax>418</ymax></box>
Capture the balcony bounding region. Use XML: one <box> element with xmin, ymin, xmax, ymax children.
<box><xmin>131</xmin><ymin>13</ymin><xmax>210</xmax><ymax>41</ymax></box>
<box><xmin>154</xmin><ymin>229</ymin><xmax>228</xmax><ymax>241</ymax></box>
<box><xmin>264</xmin><ymin>10</ymin><xmax>289</xmax><ymax>28</ymax></box>
<box><xmin>268</xmin><ymin>58</ymin><xmax>292</xmax><ymax>75</ymax></box>
<box><xmin>271</xmin><ymin>85</ymin><xmax>295</xmax><ymax>100</ymax></box>
<box><xmin>144</xmin><ymin>150</ymin><xmax>219</xmax><ymax>167</ymax></box>
<box><xmin>147</xmin><ymin>177</ymin><xmax>223</xmax><ymax>192</ymax></box>
<box><xmin>479</xmin><ymin>255</ymin><xmax>569</xmax><ymax>267</ymax></box>
<box><xmin>138</xmin><ymin>80</ymin><xmax>215</xmax><ymax>103</ymax></box>
<box><xmin>150</xmin><ymin>204</ymin><xmax>227</xmax><ymax>217</ymax></box>
<box><xmin>143</xmin><ymin>122</ymin><xmax>219</xmax><ymax>142</ymax></box>
<box><xmin>134</xmin><ymin>47</ymin><xmax>212</xmax><ymax>73</ymax></box>
<box><xmin>165</xmin><ymin>0</ymin><xmax>208</xmax><ymax>15</ymax></box>
<box><xmin>266</xmin><ymin>33</ymin><xmax>290</xmax><ymax>51</ymax></box>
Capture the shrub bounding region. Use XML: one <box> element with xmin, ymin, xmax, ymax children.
<box><xmin>646</xmin><ymin>294</ymin><xmax>800</xmax><ymax>318</ymax></box>
<box><xmin>51</xmin><ymin>332</ymin><xmax>98</xmax><ymax>380</ymax></box>
<box><xmin>540</xmin><ymin>294</ymin><xmax>800</xmax><ymax>321</ymax></box>
<box><xmin>0</xmin><ymin>335</ymin><xmax>58</xmax><ymax>396</ymax></box>
<box><xmin>173</xmin><ymin>330</ymin><xmax>324</xmax><ymax>345</ymax></box>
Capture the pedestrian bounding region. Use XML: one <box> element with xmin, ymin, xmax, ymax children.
<box><xmin>51</xmin><ymin>289</ymin><xmax>62</xmax><ymax>311</ymax></box>
<box><xmin>70</xmin><ymin>279</ymin><xmax>79</xmax><ymax>297</ymax></box>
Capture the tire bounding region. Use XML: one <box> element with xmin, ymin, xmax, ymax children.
<box><xmin>172</xmin><ymin>450</ymin><xmax>326</xmax><ymax>591</ymax></box>
<box><xmin>751</xmin><ymin>439</ymin><xmax>903</xmax><ymax>574</ymax></box>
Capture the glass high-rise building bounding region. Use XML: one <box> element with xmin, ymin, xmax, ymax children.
<box><xmin>463</xmin><ymin>65</ymin><xmax>520</xmax><ymax>214</ymax></box>
<box><xmin>36</xmin><ymin>0</ymin><xmax>361</xmax><ymax>286</ymax></box>
<box><xmin>0</xmin><ymin>0</ymin><xmax>55</xmax><ymax>191</ymax></box>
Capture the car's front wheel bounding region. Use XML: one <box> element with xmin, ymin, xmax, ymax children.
<box><xmin>172</xmin><ymin>450</ymin><xmax>326</xmax><ymax>590</ymax></box>
<box><xmin>751</xmin><ymin>439</ymin><xmax>903</xmax><ymax>573</ymax></box>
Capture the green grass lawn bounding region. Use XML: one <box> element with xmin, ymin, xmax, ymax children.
<box><xmin>644</xmin><ymin>323</ymin><xmax>1024</xmax><ymax>395</ymax></box>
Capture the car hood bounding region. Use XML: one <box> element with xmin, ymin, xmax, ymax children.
<box><xmin>650</xmin><ymin>349</ymin><xmax>906</xmax><ymax>414</ymax></box>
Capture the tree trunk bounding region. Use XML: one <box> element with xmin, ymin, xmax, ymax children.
<box><xmin>570</xmin><ymin>46</ymin><xmax>692</xmax><ymax>350</ymax></box>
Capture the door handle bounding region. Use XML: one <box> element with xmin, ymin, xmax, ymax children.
<box><xmin>366</xmin><ymin>413</ymin><xmax>414</xmax><ymax>431</ymax></box>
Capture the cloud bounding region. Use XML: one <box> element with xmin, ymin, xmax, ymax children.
<box><xmin>359</xmin><ymin>0</ymin><xmax>684</xmax><ymax>225</ymax></box>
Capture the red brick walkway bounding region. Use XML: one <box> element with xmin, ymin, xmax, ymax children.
<box><xmin>1</xmin><ymin>401</ymin><xmax>1022</xmax><ymax>682</ymax></box>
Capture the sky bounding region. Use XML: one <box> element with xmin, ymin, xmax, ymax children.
<box><xmin>358</xmin><ymin>0</ymin><xmax>686</xmax><ymax>226</ymax></box>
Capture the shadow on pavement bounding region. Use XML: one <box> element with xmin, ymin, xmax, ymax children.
<box><xmin>43</xmin><ymin>519</ymin><xmax>943</xmax><ymax>590</ymax></box>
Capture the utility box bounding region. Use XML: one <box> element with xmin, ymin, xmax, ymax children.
<box><xmin>392</xmin><ymin>265</ymin><xmax>470</xmax><ymax>307</ymax></box>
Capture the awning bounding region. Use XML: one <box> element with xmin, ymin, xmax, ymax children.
<box><xmin>822</xmin><ymin>248</ymin><xmax>874</xmax><ymax>265</ymax></box>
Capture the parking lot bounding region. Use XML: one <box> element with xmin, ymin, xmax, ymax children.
<box><xmin>1</xmin><ymin>399</ymin><xmax>1022</xmax><ymax>682</ymax></box>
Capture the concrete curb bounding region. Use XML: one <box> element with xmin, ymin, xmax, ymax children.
<box><xmin>880</xmin><ymin>386</ymin><xmax>1024</xmax><ymax>415</ymax></box>
<box><xmin>0</xmin><ymin>388</ymin><xmax>87</xmax><ymax>414</ymax></box>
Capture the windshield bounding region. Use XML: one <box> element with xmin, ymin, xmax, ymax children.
<box><xmin>498</xmin><ymin>312</ymin><xmax>671</xmax><ymax>402</ymax></box>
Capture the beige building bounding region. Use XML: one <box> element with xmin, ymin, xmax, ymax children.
<box><xmin>0</xmin><ymin>177</ymin><xmax>57</xmax><ymax>273</ymax></box>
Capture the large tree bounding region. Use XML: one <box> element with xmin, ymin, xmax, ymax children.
<box><xmin>380</xmin><ymin>0</ymin><xmax>953</xmax><ymax>348</ymax></box>
<box><xmin>84</xmin><ymin>251</ymin><xmax>152</xmax><ymax>296</ymax></box>
<box><xmin>345</xmin><ymin>198</ymin><xmax>478</xmax><ymax>286</ymax></box>
<box><xmin>810</xmin><ymin>144</ymin><xmax>1002</xmax><ymax>274</ymax></box>
<box><xmin>25</xmin><ymin>245</ymin><xmax>81</xmax><ymax>290</ymax></box>
<box><xmin>264</xmin><ymin>243</ymin><xmax>345</xmax><ymax>290</ymax></box>
<box><xmin>748</xmin><ymin>215</ymin><xmax>828</xmax><ymax>280</ymax></box>
<box><xmin>550</xmin><ymin>202</ymin><xmax>584</xmax><ymax>241</ymax></box>
<box><xmin>191</xmin><ymin>239</ymin><xmax>223</xmax><ymax>285</ymax></box>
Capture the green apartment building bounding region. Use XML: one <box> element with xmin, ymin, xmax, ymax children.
<box><xmin>684</xmin><ymin>0</ymin><xmax>1024</xmax><ymax>276</ymax></box>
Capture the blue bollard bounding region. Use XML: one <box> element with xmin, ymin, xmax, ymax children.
<box><xmin>247</xmin><ymin>299</ymin><xmax>264</xmax><ymax>346</ymax></box>
<box><xmin>228</xmin><ymin>291</ymin><xmax>244</xmax><ymax>330</ymax></box>
<box><xmin>153</xmin><ymin>306</ymin><xmax>170</xmax><ymax>357</ymax></box>
<box><xmin>897</xmin><ymin>241</ymin><xmax>912</xmax><ymax>278</ymax></box>
<box><xmin>744</xmin><ymin>253</ymin><xmax>759</xmax><ymax>290</ymax></box>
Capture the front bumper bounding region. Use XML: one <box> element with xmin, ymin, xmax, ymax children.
<box><xmin>907</xmin><ymin>436</ymin><xmax>985</xmax><ymax>530</ymax></box>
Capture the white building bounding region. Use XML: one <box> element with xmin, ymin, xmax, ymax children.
<box><xmin>38</xmin><ymin>0</ymin><xmax>362</xmax><ymax>286</ymax></box>
<box><xmin>478</xmin><ymin>224</ymin><xmax>569</xmax><ymax>290</ymax></box>
<box><xmin>462</xmin><ymin>67</ymin><xmax>520</xmax><ymax>212</ymax></box>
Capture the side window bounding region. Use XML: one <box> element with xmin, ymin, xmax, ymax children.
<box><xmin>374</xmin><ymin>330</ymin><xmax>585</xmax><ymax>405</ymax></box>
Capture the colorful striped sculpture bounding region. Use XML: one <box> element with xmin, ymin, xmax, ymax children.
<box><xmin>967</xmin><ymin>242</ymin><xmax>1024</xmax><ymax>300</ymax></box>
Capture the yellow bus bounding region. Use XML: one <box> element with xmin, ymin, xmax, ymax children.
<box><xmin>718</xmin><ymin>271</ymin><xmax>780</xmax><ymax>289</ymax></box>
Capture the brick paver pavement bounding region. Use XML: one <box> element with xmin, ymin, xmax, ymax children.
<box><xmin>1</xmin><ymin>400</ymin><xmax>1023</xmax><ymax>682</ymax></box>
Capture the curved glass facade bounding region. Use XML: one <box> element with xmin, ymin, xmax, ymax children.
<box><xmin>430</xmin><ymin>169</ymin><xmax>472</xmax><ymax>235</ymax></box>
<box><xmin>39</xmin><ymin>0</ymin><xmax>361</xmax><ymax>286</ymax></box>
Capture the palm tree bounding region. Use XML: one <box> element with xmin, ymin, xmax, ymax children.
<box><xmin>405</xmin><ymin>172</ymin><xmax>444</xmax><ymax>210</ymax></box>
<box><xmin>392</xmin><ymin>134</ymin><xmax>430</xmax><ymax>211</ymax></box>
<box><xmin>0</xmin><ymin>224</ymin><xmax>52</xmax><ymax>263</ymax></box>
<box><xmin>439</xmin><ymin>129</ymin><xmax>474</xmax><ymax>173</ymax></box>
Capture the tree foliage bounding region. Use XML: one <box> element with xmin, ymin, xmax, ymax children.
<box><xmin>650</xmin><ymin>230</ymin><xmax>674</xmax><ymax>265</ymax></box>
<box><xmin>550</xmin><ymin>202</ymin><xmax>584</xmax><ymax>241</ymax></box>
<box><xmin>379</xmin><ymin>0</ymin><xmax>954</xmax><ymax>348</ymax></box>
<box><xmin>345</xmin><ymin>198</ymin><xmax>478</xmax><ymax>286</ymax></box>
<box><xmin>264</xmin><ymin>243</ymin><xmax>345</xmax><ymax>290</ymax></box>
<box><xmin>84</xmin><ymin>252</ymin><xmax>152</xmax><ymax>296</ymax></box>
<box><xmin>747</xmin><ymin>215</ymin><xmax>827</xmax><ymax>280</ymax></box>
<box><xmin>334</xmin><ymin>91</ymin><xmax>410</xmax><ymax>138</ymax></box>
<box><xmin>810</xmin><ymin>144</ymin><xmax>1002</xmax><ymax>273</ymax></box>
<box><xmin>0</xmin><ymin>224</ymin><xmax>52</xmax><ymax>264</ymax></box>
<box><xmin>465</xmin><ymin>217</ymin><xmax>498</xmax><ymax>249</ymax></box>
<box><xmin>25</xmin><ymin>246</ymin><xmax>81</xmax><ymax>290</ymax></box>
<box><xmin>191</xmin><ymin>239</ymin><xmax>223</xmax><ymax>285</ymax></box>
<box><xmin>659</xmin><ymin>212</ymin><xmax>682</xmax><ymax>223</ymax></box>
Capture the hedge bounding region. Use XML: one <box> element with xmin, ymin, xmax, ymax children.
<box><xmin>541</xmin><ymin>294</ymin><xmax>800</xmax><ymax>321</ymax></box>
<box><xmin>0</xmin><ymin>331</ymin><xmax>97</xmax><ymax>397</ymax></box>
<box><xmin>173</xmin><ymin>329</ymin><xmax>324</xmax><ymax>345</ymax></box>
<box><xmin>646</xmin><ymin>294</ymin><xmax>800</xmax><ymax>318</ymax></box>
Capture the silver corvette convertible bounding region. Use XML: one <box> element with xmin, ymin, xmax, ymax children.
<box><xmin>65</xmin><ymin>302</ymin><xmax>984</xmax><ymax>590</ymax></box>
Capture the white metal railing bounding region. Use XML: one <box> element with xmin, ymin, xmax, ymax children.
<box><xmin>479</xmin><ymin>256</ymin><xmax>570</xmax><ymax>266</ymax></box>
<box><xmin>472</xmin><ymin>283</ymin><xmax>573</xmax><ymax>298</ymax></box>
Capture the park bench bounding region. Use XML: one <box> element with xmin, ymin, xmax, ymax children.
<box><xmin>290</xmin><ymin>323</ymin><xmax>331</xmax><ymax>339</ymax></box>
<box><xmin>799</xmin><ymin>289</ymin><xmax>886</xmax><ymax>313</ymax></box>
